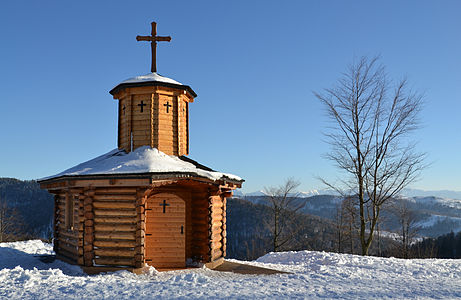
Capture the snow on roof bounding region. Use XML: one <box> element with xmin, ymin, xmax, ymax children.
<box><xmin>41</xmin><ymin>146</ymin><xmax>242</xmax><ymax>182</ymax></box>
<box><xmin>109</xmin><ymin>72</ymin><xmax>197</xmax><ymax>97</ymax></box>
<box><xmin>119</xmin><ymin>72</ymin><xmax>182</xmax><ymax>86</ymax></box>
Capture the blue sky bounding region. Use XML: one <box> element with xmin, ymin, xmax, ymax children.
<box><xmin>0</xmin><ymin>1</ymin><xmax>460</xmax><ymax>193</ymax></box>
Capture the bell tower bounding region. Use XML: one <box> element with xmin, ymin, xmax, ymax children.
<box><xmin>109</xmin><ymin>22</ymin><xmax>197</xmax><ymax>156</ymax></box>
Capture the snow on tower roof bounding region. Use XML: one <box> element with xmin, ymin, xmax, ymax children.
<box><xmin>120</xmin><ymin>72</ymin><xmax>182</xmax><ymax>85</ymax></box>
<box><xmin>39</xmin><ymin>146</ymin><xmax>242</xmax><ymax>183</ymax></box>
<box><xmin>109</xmin><ymin>72</ymin><xmax>197</xmax><ymax>97</ymax></box>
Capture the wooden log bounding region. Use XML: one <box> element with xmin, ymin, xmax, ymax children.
<box><xmin>211</xmin><ymin>241</ymin><xmax>223</xmax><ymax>250</ymax></box>
<box><xmin>211</xmin><ymin>249</ymin><xmax>223</xmax><ymax>259</ymax></box>
<box><xmin>211</xmin><ymin>221</ymin><xmax>223</xmax><ymax>229</ymax></box>
<box><xmin>84</xmin><ymin>234</ymin><xmax>94</xmax><ymax>244</ymax></box>
<box><xmin>57</xmin><ymin>249</ymin><xmax>78</xmax><ymax>263</ymax></box>
<box><xmin>211</xmin><ymin>232</ymin><xmax>222</xmax><ymax>242</ymax></box>
<box><xmin>84</xmin><ymin>219</ymin><xmax>94</xmax><ymax>227</ymax></box>
<box><xmin>94</xmin><ymin>188</ymin><xmax>137</xmax><ymax>194</ymax></box>
<box><xmin>211</xmin><ymin>207</ymin><xmax>223</xmax><ymax>215</ymax></box>
<box><xmin>93</xmin><ymin>217</ymin><xmax>136</xmax><ymax>224</ymax></box>
<box><xmin>211</xmin><ymin>214</ymin><xmax>223</xmax><ymax>222</ymax></box>
<box><xmin>94</xmin><ymin>240</ymin><xmax>136</xmax><ymax>248</ymax></box>
<box><xmin>94</xmin><ymin>224</ymin><xmax>136</xmax><ymax>232</ymax></box>
<box><xmin>94</xmin><ymin>249</ymin><xmax>135</xmax><ymax>258</ymax></box>
<box><xmin>84</xmin><ymin>197</ymin><xmax>93</xmax><ymax>206</ymax></box>
<box><xmin>93</xmin><ymin>202</ymin><xmax>135</xmax><ymax>209</ymax></box>
<box><xmin>94</xmin><ymin>257</ymin><xmax>134</xmax><ymax>267</ymax></box>
<box><xmin>63</xmin><ymin>238</ymin><xmax>79</xmax><ymax>248</ymax></box>
<box><xmin>95</xmin><ymin>232</ymin><xmax>135</xmax><ymax>240</ymax></box>
<box><xmin>94</xmin><ymin>209</ymin><xmax>136</xmax><ymax>217</ymax></box>
<box><xmin>58</xmin><ymin>243</ymin><xmax>78</xmax><ymax>256</ymax></box>
<box><xmin>84</xmin><ymin>245</ymin><xmax>93</xmax><ymax>252</ymax></box>
<box><xmin>57</xmin><ymin>230</ymin><xmax>78</xmax><ymax>240</ymax></box>
<box><xmin>84</xmin><ymin>211</ymin><xmax>95</xmax><ymax>219</ymax></box>
<box><xmin>93</xmin><ymin>194</ymin><xmax>137</xmax><ymax>201</ymax></box>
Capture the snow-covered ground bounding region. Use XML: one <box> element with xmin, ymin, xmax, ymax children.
<box><xmin>1</xmin><ymin>240</ymin><xmax>461</xmax><ymax>299</ymax></box>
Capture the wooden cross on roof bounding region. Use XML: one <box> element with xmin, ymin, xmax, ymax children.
<box><xmin>136</xmin><ymin>21</ymin><xmax>171</xmax><ymax>73</ymax></box>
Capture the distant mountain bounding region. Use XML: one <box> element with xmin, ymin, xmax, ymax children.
<box><xmin>401</xmin><ymin>188</ymin><xmax>461</xmax><ymax>200</ymax></box>
<box><xmin>234</xmin><ymin>189</ymin><xmax>336</xmax><ymax>198</ymax></box>
<box><xmin>240</xmin><ymin>192</ymin><xmax>461</xmax><ymax>239</ymax></box>
<box><xmin>239</xmin><ymin>188</ymin><xmax>461</xmax><ymax>200</ymax></box>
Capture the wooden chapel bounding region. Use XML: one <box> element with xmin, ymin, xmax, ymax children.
<box><xmin>39</xmin><ymin>22</ymin><xmax>243</xmax><ymax>272</ymax></box>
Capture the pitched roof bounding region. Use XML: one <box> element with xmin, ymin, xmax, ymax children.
<box><xmin>39</xmin><ymin>146</ymin><xmax>242</xmax><ymax>183</ymax></box>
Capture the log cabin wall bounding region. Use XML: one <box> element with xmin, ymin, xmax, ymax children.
<box><xmin>91</xmin><ymin>187</ymin><xmax>139</xmax><ymax>267</ymax></box>
<box><xmin>190</xmin><ymin>188</ymin><xmax>212</xmax><ymax>262</ymax></box>
<box><xmin>45</xmin><ymin>178</ymin><xmax>234</xmax><ymax>270</ymax></box>
<box><xmin>209</xmin><ymin>195</ymin><xmax>225</xmax><ymax>262</ymax></box>
<box><xmin>54</xmin><ymin>190</ymin><xmax>83</xmax><ymax>264</ymax></box>
<box><xmin>114</xmin><ymin>86</ymin><xmax>192</xmax><ymax>156</ymax></box>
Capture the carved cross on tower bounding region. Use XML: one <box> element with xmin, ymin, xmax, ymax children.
<box><xmin>136</xmin><ymin>21</ymin><xmax>171</xmax><ymax>73</ymax></box>
<box><xmin>163</xmin><ymin>101</ymin><xmax>172</xmax><ymax>113</ymax></box>
<box><xmin>138</xmin><ymin>101</ymin><xmax>147</xmax><ymax>112</ymax></box>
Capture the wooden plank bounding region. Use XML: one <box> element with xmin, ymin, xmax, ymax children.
<box><xmin>145</xmin><ymin>226</ymin><xmax>183</xmax><ymax>233</ymax></box>
<box><xmin>94</xmin><ymin>240</ymin><xmax>136</xmax><ymax>248</ymax></box>
<box><xmin>94</xmin><ymin>209</ymin><xmax>137</xmax><ymax>217</ymax></box>
<box><xmin>93</xmin><ymin>194</ymin><xmax>137</xmax><ymax>200</ymax></box>
<box><xmin>95</xmin><ymin>232</ymin><xmax>135</xmax><ymax>240</ymax></box>
<box><xmin>145</xmin><ymin>254</ymin><xmax>185</xmax><ymax>260</ymax></box>
<box><xmin>93</xmin><ymin>202</ymin><xmax>136</xmax><ymax>209</ymax></box>
<box><xmin>94</xmin><ymin>224</ymin><xmax>136</xmax><ymax>232</ymax></box>
<box><xmin>145</xmin><ymin>212</ymin><xmax>185</xmax><ymax>218</ymax></box>
<box><xmin>144</xmin><ymin>240</ymin><xmax>185</xmax><ymax>247</ymax></box>
<box><xmin>94</xmin><ymin>258</ymin><xmax>134</xmax><ymax>267</ymax></box>
<box><xmin>93</xmin><ymin>217</ymin><xmax>137</xmax><ymax>224</ymax></box>
<box><xmin>94</xmin><ymin>249</ymin><xmax>135</xmax><ymax>258</ymax></box>
<box><xmin>146</xmin><ymin>261</ymin><xmax>185</xmax><ymax>268</ymax></box>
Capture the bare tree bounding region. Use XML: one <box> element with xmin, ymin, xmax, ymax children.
<box><xmin>315</xmin><ymin>56</ymin><xmax>425</xmax><ymax>255</ymax></box>
<box><xmin>334</xmin><ymin>201</ymin><xmax>344</xmax><ymax>253</ymax></box>
<box><xmin>0</xmin><ymin>197</ymin><xmax>24</xmax><ymax>242</ymax></box>
<box><xmin>390</xmin><ymin>198</ymin><xmax>420</xmax><ymax>258</ymax></box>
<box><xmin>264</xmin><ymin>178</ymin><xmax>306</xmax><ymax>252</ymax></box>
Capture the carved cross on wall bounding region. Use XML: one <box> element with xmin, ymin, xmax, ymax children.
<box><xmin>163</xmin><ymin>101</ymin><xmax>172</xmax><ymax>113</ymax></box>
<box><xmin>136</xmin><ymin>21</ymin><xmax>172</xmax><ymax>73</ymax></box>
<box><xmin>159</xmin><ymin>199</ymin><xmax>170</xmax><ymax>213</ymax></box>
<box><xmin>138</xmin><ymin>101</ymin><xmax>146</xmax><ymax>112</ymax></box>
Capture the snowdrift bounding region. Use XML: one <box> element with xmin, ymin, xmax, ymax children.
<box><xmin>1</xmin><ymin>240</ymin><xmax>461</xmax><ymax>299</ymax></box>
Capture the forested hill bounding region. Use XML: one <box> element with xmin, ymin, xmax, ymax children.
<box><xmin>0</xmin><ymin>177</ymin><xmax>53</xmax><ymax>240</ymax></box>
<box><xmin>226</xmin><ymin>197</ymin><xmax>340</xmax><ymax>260</ymax></box>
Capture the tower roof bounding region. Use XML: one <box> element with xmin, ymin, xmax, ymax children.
<box><xmin>109</xmin><ymin>72</ymin><xmax>197</xmax><ymax>97</ymax></box>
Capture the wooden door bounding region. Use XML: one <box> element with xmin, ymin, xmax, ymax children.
<box><xmin>145</xmin><ymin>193</ymin><xmax>186</xmax><ymax>268</ymax></box>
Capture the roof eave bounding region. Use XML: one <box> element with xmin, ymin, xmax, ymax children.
<box><xmin>109</xmin><ymin>81</ymin><xmax>197</xmax><ymax>98</ymax></box>
<box><xmin>38</xmin><ymin>171</ymin><xmax>244</xmax><ymax>186</ymax></box>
